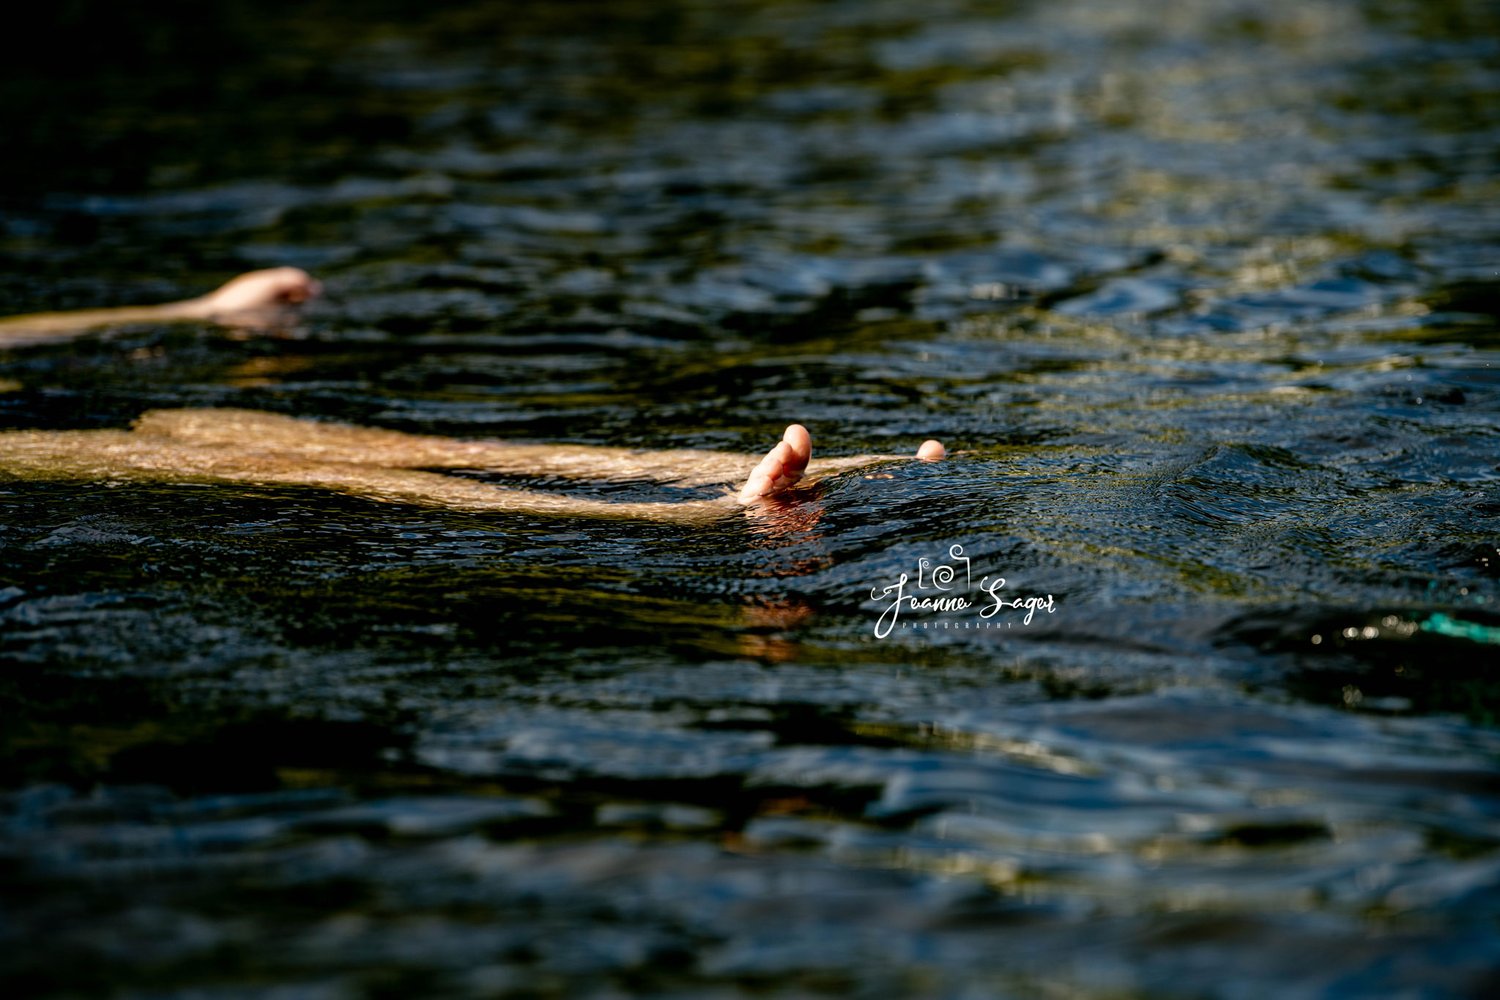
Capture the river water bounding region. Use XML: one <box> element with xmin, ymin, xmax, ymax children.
<box><xmin>3</xmin><ymin>0</ymin><xmax>1499</xmax><ymax>996</ymax></box>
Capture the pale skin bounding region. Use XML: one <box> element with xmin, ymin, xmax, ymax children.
<box><xmin>0</xmin><ymin>267</ymin><xmax>322</xmax><ymax>347</ymax></box>
<box><xmin>0</xmin><ymin>269</ymin><xmax>945</xmax><ymax>519</ymax></box>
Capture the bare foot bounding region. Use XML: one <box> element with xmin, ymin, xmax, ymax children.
<box><xmin>736</xmin><ymin>425</ymin><xmax>946</xmax><ymax>503</ymax></box>
<box><xmin>0</xmin><ymin>267</ymin><xmax>322</xmax><ymax>346</ymax></box>
<box><xmin>917</xmin><ymin>439</ymin><xmax>945</xmax><ymax>460</ymax></box>
<box><xmin>737</xmin><ymin>424</ymin><xmax>813</xmax><ymax>503</ymax></box>
<box><xmin>186</xmin><ymin>267</ymin><xmax>322</xmax><ymax>319</ymax></box>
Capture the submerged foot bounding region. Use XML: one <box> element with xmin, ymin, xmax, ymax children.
<box><xmin>737</xmin><ymin>424</ymin><xmax>813</xmax><ymax>503</ymax></box>
<box><xmin>189</xmin><ymin>267</ymin><xmax>322</xmax><ymax>320</ymax></box>
<box><xmin>736</xmin><ymin>425</ymin><xmax>945</xmax><ymax>503</ymax></box>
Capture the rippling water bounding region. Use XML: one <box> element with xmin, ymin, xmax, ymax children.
<box><xmin>3</xmin><ymin>0</ymin><xmax>1500</xmax><ymax>996</ymax></box>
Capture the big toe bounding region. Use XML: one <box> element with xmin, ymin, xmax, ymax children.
<box><xmin>781</xmin><ymin>424</ymin><xmax>812</xmax><ymax>477</ymax></box>
<box><xmin>737</xmin><ymin>425</ymin><xmax>815</xmax><ymax>503</ymax></box>
<box><xmin>738</xmin><ymin>442</ymin><xmax>788</xmax><ymax>502</ymax></box>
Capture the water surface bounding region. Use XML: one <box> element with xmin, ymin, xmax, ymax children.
<box><xmin>3</xmin><ymin>0</ymin><xmax>1500</xmax><ymax>996</ymax></box>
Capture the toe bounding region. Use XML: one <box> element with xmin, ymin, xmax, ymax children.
<box><xmin>917</xmin><ymin>439</ymin><xmax>946</xmax><ymax>460</ymax></box>
<box><xmin>738</xmin><ymin>424</ymin><xmax>816</xmax><ymax>503</ymax></box>
<box><xmin>780</xmin><ymin>424</ymin><xmax>812</xmax><ymax>478</ymax></box>
<box><xmin>737</xmin><ymin>441</ymin><xmax>788</xmax><ymax>502</ymax></box>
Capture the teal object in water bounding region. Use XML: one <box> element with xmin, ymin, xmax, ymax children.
<box><xmin>1421</xmin><ymin>612</ymin><xmax>1500</xmax><ymax>646</ymax></box>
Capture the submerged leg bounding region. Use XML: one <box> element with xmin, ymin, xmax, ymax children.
<box><xmin>131</xmin><ymin>409</ymin><xmax>766</xmax><ymax>486</ymax></box>
<box><xmin>131</xmin><ymin>409</ymin><xmax>944</xmax><ymax>490</ymax></box>
<box><xmin>0</xmin><ymin>268</ymin><xmax>320</xmax><ymax>347</ymax></box>
<box><xmin>0</xmin><ymin>427</ymin><xmax>738</xmax><ymax>523</ymax></box>
<box><xmin>0</xmin><ymin>415</ymin><xmax>945</xmax><ymax>521</ymax></box>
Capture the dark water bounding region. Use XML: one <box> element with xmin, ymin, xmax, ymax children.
<box><xmin>4</xmin><ymin>0</ymin><xmax>1500</xmax><ymax>996</ymax></box>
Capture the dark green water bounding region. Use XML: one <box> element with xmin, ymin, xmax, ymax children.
<box><xmin>3</xmin><ymin>0</ymin><xmax>1500</xmax><ymax>996</ymax></box>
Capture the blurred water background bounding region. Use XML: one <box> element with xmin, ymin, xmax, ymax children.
<box><xmin>2</xmin><ymin>0</ymin><xmax>1500</xmax><ymax>996</ymax></box>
